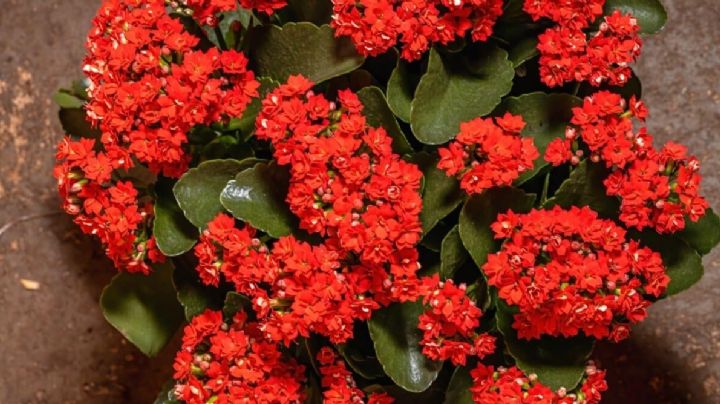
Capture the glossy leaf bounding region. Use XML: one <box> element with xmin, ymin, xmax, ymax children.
<box><xmin>508</xmin><ymin>37</ymin><xmax>539</xmax><ymax>68</ymax></box>
<box><xmin>223</xmin><ymin>292</ymin><xmax>253</xmax><ymax>319</ymax></box>
<box><xmin>100</xmin><ymin>263</ymin><xmax>184</xmax><ymax>357</ymax></box>
<box><xmin>174</xmin><ymin>158</ymin><xmax>261</xmax><ymax>228</ymax></box>
<box><xmin>368</xmin><ymin>301</ymin><xmax>443</xmax><ymax>392</ymax></box>
<box><xmin>236</xmin><ymin>77</ymin><xmax>280</xmax><ymax>138</ymax></box>
<box><xmin>459</xmin><ymin>188</ymin><xmax>536</xmax><ymax>268</ymax></box>
<box><xmin>443</xmin><ymin>366</ymin><xmax>474</xmax><ymax>404</ymax></box>
<box><xmin>172</xmin><ymin>257</ymin><xmax>226</xmax><ymax>320</ymax></box>
<box><xmin>410</xmin><ymin>152</ymin><xmax>465</xmax><ymax>234</ymax></box>
<box><xmin>440</xmin><ymin>225</ymin><xmax>469</xmax><ymax>280</ymax></box>
<box><xmin>544</xmin><ymin>160</ymin><xmax>619</xmax><ymax>218</ymax></box>
<box><xmin>387</xmin><ymin>59</ymin><xmax>419</xmax><ymax>122</ymax></box>
<box><xmin>59</xmin><ymin>108</ymin><xmax>101</xmax><ymax>139</ymax></box>
<box><xmin>357</xmin><ymin>86</ymin><xmax>414</xmax><ymax>154</ymax></box>
<box><xmin>337</xmin><ymin>323</ymin><xmax>386</xmax><ymax>380</ymax></box>
<box><xmin>154</xmin><ymin>179</ymin><xmax>198</xmax><ymax>257</ymax></box>
<box><xmin>411</xmin><ymin>46</ymin><xmax>515</xmax><ymax>145</ymax></box>
<box><xmin>632</xmin><ymin>231</ymin><xmax>704</xmax><ymax>296</ymax></box>
<box><xmin>249</xmin><ymin>23</ymin><xmax>364</xmax><ymax>84</ymax></box>
<box><xmin>603</xmin><ymin>0</ymin><xmax>667</xmax><ymax>34</ymax></box>
<box><xmin>220</xmin><ymin>162</ymin><xmax>297</xmax><ymax>238</ymax></box>
<box><xmin>496</xmin><ymin>307</ymin><xmax>594</xmax><ymax>391</ymax></box>
<box><xmin>678</xmin><ymin>209</ymin><xmax>720</xmax><ymax>256</ymax></box>
<box><xmin>154</xmin><ymin>381</ymin><xmax>181</xmax><ymax>404</ymax></box>
<box><xmin>53</xmin><ymin>91</ymin><xmax>84</xmax><ymax>109</ymax></box>
<box><xmin>499</xmin><ymin>92</ymin><xmax>581</xmax><ymax>184</ymax></box>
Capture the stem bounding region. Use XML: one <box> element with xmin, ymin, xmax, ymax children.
<box><xmin>214</xmin><ymin>25</ymin><xmax>228</xmax><ymax>50</ymax></box>
<box><xmin>540</xmin><ymin>171</ymin><xmax>551</xmax><ymax>206</ymax></box>
<box><xmin>572</xmin><ymin>82</ymin><xmax>582</xmax><ymax>96</ymax></box>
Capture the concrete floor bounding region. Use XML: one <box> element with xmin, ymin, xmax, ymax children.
<box><xmin>0</xmin><ymin>0</ymin><xmax>718</xmax><ymax>402</ymax></box>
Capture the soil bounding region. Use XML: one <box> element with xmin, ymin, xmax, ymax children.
<box><xmin>0</xmin><ymin>0</ymin><xmax>718</xmax><ymax>403</ymax></box>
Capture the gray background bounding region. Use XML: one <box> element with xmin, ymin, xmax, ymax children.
<box><xmin>0</xmin><ymin>0</ymin><xmax>718</xmax><ymax>402</ymax></box>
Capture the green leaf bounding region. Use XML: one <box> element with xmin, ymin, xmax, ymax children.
<box><xmin>285</xmin><ymin>0</ymin><xmax>333</xmax><ymax>24</ymax></box>
<box><xmin>53</xmin><ymin>91</ymin><xmax>85</xmax><ymax>109</ymax></box>
<box><xmin>223</xmin><ymin>292</ymin><xmax>253</xmax><ymax>319</ymax></box>
<box><xmin>410</xmin><ymin>152</ymin><xmax>465</xmax><ymax>234</ymax></box>
<box><xmin>440</xmin><ymin>225</ymin><xmax>469</xmax><ymax>280</ymax></box>
<box><xmin>508</xmin><ymin>37</ymin><xmax>539</xmax><ymax>68</ymax></box>
<box><xmin>544</xmin><ymin>160</ymin><xmax>619</xmax><ymax>218</ymax></box>
<box><xmin>154</xmin><ymin>179</ymin><xmax>198</xmax><ymax>257</ymax></box>
<box><xmin>496</xmin><ymin>307</ymin><xmax>594</xmax><ymax>391</ymax></box>
<box><xmin>220</xmin><ymin>162</ymin><xmax>297</xmax><ymax>238</ymax></box>
<box><xmin>443</xmin><ymin>366</ymin><xmax>474</xmax><ymax>404</ymax></box>
<box><xmin>337</xmin><ymin>323</ymin><xmax>386</xmax><ymax>380</ymax></box>
<box><xmin>249</xmin><ymin>23</ymin><xmax>364</xmax><ymax>84</ymax></box>
<box><xmin>100</xmin><ymin>263</ymin><xmax>184</xmax><ymax>357</ymax></box>
<box><xmin>459</xmin><ymin>187</ymin><xmax>535</xmax><ymax>268</ymax></box>
<box><xmin>236</xmin><ymin>77</ymin><xmax>280</xmax><ymax>138</ymax></box>
<box><xmin>411</xmin><ymin>46</ymin><xmax>515</xmax><ymax>145</ymax></box>
<box><xmin>368</xmin><ymin>301</ymin><xmax>443</xmax><ymax>392</ymax></box>
<box><xmin>357</xmin><ymin>86</ymin><xmax>414</xmax><ymax>155</ymax></box>
<box><xmin>632</xmin><ymin>231</ymin><xmax>704</xmax><ymax>296</ymax></box>
<box><xmin>59</xmin><ymin>108</ymin><xmax>101</xmax><ymax>139</ymax></box>
<box><xmin>154</xmin><ymin>381</ymin><xmax>181</xmax><ymax>404</ymax></box>
<box><xmin>499</xmin><ymin>92</ymin><xmax>581</xmax><ymax>184</ymax></box>
<box><xmin>678</xmin><ymin>209</ymin><xmax>720</xmax><ymax>256</ymax></box>
<box><xmin>603</xmin><ymin>0</ymin><xmax>667</xmax><ymax>34</ymax></box>
<box><xmin>174</xmin><ymin>158</ymin><xmax>261</xmax><ymax>228</ymax></box>
<box><xmin>172</xmin><ymin>257</ymin><xmax>227</xmax><ymax>320</ymax></box>
<box><xmin>387</xmin><ymin>59</ymin><xmax>420</xmax><ymax>123</ymax></box>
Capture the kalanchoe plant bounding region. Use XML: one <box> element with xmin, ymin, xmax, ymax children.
<box><xmin>53</xmin><ymin>0</ymin><xmax>718</xmax><ymax>402</ymax></box>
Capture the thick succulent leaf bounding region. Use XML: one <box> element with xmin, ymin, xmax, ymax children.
<box><xmin>459</xmin><ymin>188</ymin><xmax>536</xmax><ymax>268</ymax></box>
<box><xmin>220</xmin><ymin>162</ymin><xmax>297</xmax><ymax>238</ymax></box>
<box><xmin>544</xmin><ymin>161</ymin><xmax>619</xmax><ymax>219</ymax></box>
<box><xmin>154</xmin><ymin>179</ymin><xmax>198</xmax><ymax>257</ymax></box>
<box><xmin>603</xmin><ymin>0</ymin><xmax>667</xmax><ymax>34</ymax></box>
<box><xmin>410</xmin><ymin>152</ymin><xmax>465</xmax><ymax>234</ymax></box>
<box><xmin>174</xmin><ymin>158</ymin><xmax>261</xmax><ymax>228</ymax></box>
<box><xmin>59</xmin><ymin>108</ymin><xmax>101</xmax><ymax>139</ymax></box>
<box><xmin>499</xmin><ymin>92</ymin><xmax>581</xmax><ymax>184</ymax></box>
<box><xmin>440</xmin><ymin>225</ymin><xmax>470</xmax><ymax>280</ymax></box>
<box><xmin>337</xmin><ymin>323</ymin><xmax>386</xmax><ymax>380</ymax></box>
<box><xmin>508</xmin><ymin>37</ymin><xmax>539</xmax><ymax>68</ymax></box>
<box><xmin>387</xmin><ymin>59</ymin><xmax>420</xmax><ymax>122</ymax></box>
<box><xmin>249</xmin><ymin>23</ymin><xmax>364</xmax><ymax>84</ymax></box>
<box><xmin>154</xmin><ymin>381</ymin><xmax>181</xmax><ymax>404</ymax></box>
<box><xmin>368</xmin><ymin>301</ymin><xmax>443</xmax><ymax>392</ymax></box>
<box><xmin>172</xmin><ymin>256</ymin><xmax>227</xmax><ymax>320</ymax></box>
<box><xmin>678</xmin><ymin>209</ymin><xmax>720</xmax><ymax>256</ymax></box>
<box><xmin>496</xmin><ymin>307</ymin><xmax>594</xmax><ymax>391</ymax></box>
<box><xmin>357</xmin><ymin>86</ymin><xmax>414</xmax><ymax>155</ymax></box>
<box><xmin>100</xmin><ymin>263</ymin><xmax>184</xmax><ymax>357</ymax></box>
<box><xmin>443</xmin><ymin>366</ymin><xmax>474</xmax><ymax>404</ymax></box>
<box><xmin>411</xmin><ymin>46</ymin><xmax>515</xmax><ymax>145</ymax></box>
<box><xmin>236</xmin><ymin>77</ymin><xmax>280</xmax><ymax>138</ymax></box>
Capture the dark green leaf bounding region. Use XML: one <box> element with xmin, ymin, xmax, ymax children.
<box><xmin>223</xmin><ymin>292</ymin><xmax>253</xmax><ymax>319</ymax></box>
<box><xmin>632</xmin><ymin>231</ymin><xmax>704</xmax><ymax>296</ymax></box>
<box><xmin>678</xmin><ymin>209</ymin><xmax>720</xmax><ymax>256</ymax></box>
<box><xmin>544</xmin><ymin>160</ymin><xmax>619</xmax><ymax>218</ymax></box>
<box><xmin>154</xmin><ymin>179</ymin><xmax>198</xmax><ymax>257</ymax></box>
<box><xmin>496</xmin><ymin>307</ymin><xmax>594</xmax><ymax>391</ymax></box>
<box><xmin>100</xmin><ymin>263</ymin><xmax>184</xmax><ymax>357</ymax></box>
<box><xmin>220</xmin><ymin>162</ymin><xmax>297</xmax><ymax>238</ymax></box>
<box><xmin>337</xmin><ymin>323</ymin><xmax>386</xmax><ymax>380</ymax></box>
<box><xmin>368</xmin><ymin>301</ymin><xmax>443</xmax><ymax>392</ymax></box>
<box><xmin>508</xmin><ymin>37</ymin><xmax>539</xmax><ymax>68</ymax></box>
<box><xmin>154</xmin><ymin>380</ymin><xmax>180</xmax><ymax>404</ymax></box>
<box><xmin>603</xmin><ymin>0</ymin><xmax>667</xmax><ymax>34</ymax></box>
<box><xmin>172</xmin><ymin>256</ymin><xmax>227</xmax><ymax>320</ymax></box>
<box><xmin>459</xmin><ymin>188</ymin><xmax>535</xmax><ymax>268</ymax></box>
<box><xmin>357</xmin><ymin>86</ymin><xmax>414</xmax><ymax>154</ymax></box>
<box><xmin>499</xmin><ymin>92</ymin><xmax>581</xmax><ymax>184</ymax></box>
<box><xmin>285</xmin><ymin>0</ymin><xmax>333</xmax><ymax>24</ymax></box>
<box><xmin>440</xmin><ymin>225</ymin><xmax>469</xmax><ymax>280</ymax></box>
<box><xmin>174</xmin><ymin>158</ymin><xmax>261</xmax><ymax>228</ymax></box>
<box><xmin>387</xmin><ymin>59</ymin><xmax>420</xmax><ymax>123</ymax></box>
<box><xmin>410</xmin><ymin>152</ymin><xmax>465</xmax><ymax>234</ymax></box>
<box><xmin>249</xmin><ymin>23</ymin><xmax>364</xmax><ymax>84</ymax></box>
<box><xmin>59</xmin><ymin>108</ymin><xmax>101</xmax><ymax>139</ymax></box>
<box><xmin>411</xmin><ymin>46</ymin><xmax>515</xmax><ymax>145</ymax></box>
<box><xmin>443</xmin><ymin>366</ymin><xmax>474</xmax><ymax>404</ymax></box>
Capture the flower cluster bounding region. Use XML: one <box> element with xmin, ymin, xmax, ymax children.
<box><xmin>530</xmin><ymin>0</ymin><xmax>642</xmax><ymax>88</ymax></box>
<box><xmin>172</xmin><ymin>0</ymin><xmax>287</xmax><ymax>25</ymax></box>
<box><xmin>545</xmin><ymin>91</ymin><xmax>708</xmax><ymax>233</ymax></box>
<box><xmin>54</xmin><ymin>138</ymin><xmax>164</xmax><ymax>273</ymax></box>
<box><xmin>172</xmin><ymin>309</ymin><xmax>307</xmax><ymax>404</ymax></box>
<box><xmin>483</xmin><ymin>206</ymin><xmax>669</xmax><ymax>341</ymax></box>
<box><xmin>470</xmin><ymin>362</ymin><xmax>607</xmax><ymax>403</ymax></box>
<box><xmin>437</xmin><ymin>113</ymin><xmax>538</xmax><ymax>195</ymax></box>
<box><xmin>331</xmin><ymin>0</ymin><xmax>504</xmax><ymax>61</ymax></box>
<box><xmin>255</xmin><ymin>75</ymin><xmax>425</xmax><ymax>297</ymax></box>
<box><xmin>317</xmin><ymin>347</ymin><xmax>394</xmax><ymax>404</ymax></box>
<box><xmin>418</xmin><ymin>277</ymin><xmax>496</xmax><ymax>366</ymax></box>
